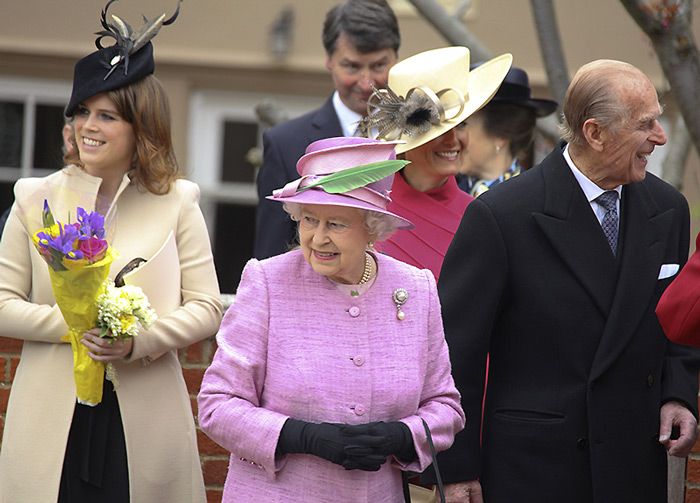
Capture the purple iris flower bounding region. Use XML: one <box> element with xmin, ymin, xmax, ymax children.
<box><xmin>76</xmin><ymin>207</ymin><xmax>105</xmax><ymax>240</ymax></box>
<box><xmin>36</xmin><ymin>223</ymin><xmax>84</xmax><ymax>260</ymax></box>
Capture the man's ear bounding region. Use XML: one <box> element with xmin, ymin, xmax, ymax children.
<box><xmin>325</xmin><ymin>55</ymin><xmax>333</xmax><ymax>72</ymax></box>
<box><xmin>581</xmin><ymin>118</ymin><xmax>605</xmax><ymax>152</ymax></box>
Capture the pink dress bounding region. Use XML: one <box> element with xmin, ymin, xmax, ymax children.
<box><xmin>376</xmin><ymin>173</ymin><xmax>473</xmax><ymax>279</ymax></box>
<box><xmin>198</xmin><ymin>250</ymin><xmax>464</xmax><ymax>502</ymax></box>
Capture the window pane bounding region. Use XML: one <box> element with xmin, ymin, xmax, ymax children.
<box><xmin>0</xmin><ymin>101</ymin><xmax>24</xmax><ymax>169</ymax></box>
<box><xmin>0</xmin><ymin>181</ymin><xmax>16</xmax><ymax>232</ymax></box>
<box><xmin>213</xmin><ymin>203</ymin><xmax>255</xmax><ymax>293</ymax></box>
<box><xmin>221</xmin><ymin>120</ymin><xmax>258</xmax><ymax>183</ymax></box>
<box><xmin>34</xmin><ymin>104</ymin><xmax>67</xmax><ymax>171</ymax></box>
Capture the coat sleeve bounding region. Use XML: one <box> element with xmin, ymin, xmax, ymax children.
<box><xmin>398</xmin><ymin>269</ymin><xmax>466</xmax><ymax>473</ymax></box>
<box><xmin>657</xmin><ymin>231</ymin><xmax>700</xmax><ymax>347</ymax></box>
<box><xmin>0</xmin><ymin>182</ymin><xmax>69</xmax><ymax>343</ymax></box>
<box><xmin>253</xmin><ymin>130</ymin><xmax>298</xmax><ymax>259</ymax></box>
<box><xmin>424</xmin><ymin>198</ymin><xmax>508</xmax><ymax>484</ymax></box>
<box><xmin>198</xmin><ymin>258</ymin><xmax>289</xmax><ymax>478</ymax></box>
<box><xmin>658</xmin><ymin>197</ymin><xmax>700</xmax><ymax>417</ymax></box>
<box><xmin>126</xmin><ymin>182</ymin><xmax>223</xmax><ymax>361</ymax></box>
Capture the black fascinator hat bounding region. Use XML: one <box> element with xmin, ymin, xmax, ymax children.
<box><xmin>471</xmin><ymin>63</ymin><xmax>557</xmax><ymax>117</ymax></box>
<box><xmin>65</xmin><ymin>0</ymin><xmax>181</xmax><ymax>117</ymax></box>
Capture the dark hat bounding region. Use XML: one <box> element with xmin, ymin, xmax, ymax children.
<box><xmin>65</xmin><ymin>43</ymin><xmax>154</xmax><ymax>117</ymax></box>
<box><xmin>471</xmin><ymin>63</ymin><xmax>558</xmax><ymax>117</ymax></box>
<box><xmin>64</xmin><ymin>0</ymin><xmax>180</xmax><ymax>117</ymax></box>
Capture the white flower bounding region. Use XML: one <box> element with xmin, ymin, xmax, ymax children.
<box><xmin>97</xmin><ymin>281</ymin><xmax>158</xmax><ymax>340</ymax></box>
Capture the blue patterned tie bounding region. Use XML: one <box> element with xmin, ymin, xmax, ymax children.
<box><xmin>597</xmin><ymin>191</ymin><xmax>619</xmax><ymax>255</ymax></box>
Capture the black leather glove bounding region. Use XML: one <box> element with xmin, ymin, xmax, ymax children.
<box><xmin>277</xmin><ymin>419</ymin><xmax>373</xmax><ymax>468</ymax></box>
<box><xmin>341</xmin><ymin>421</ymin><xmax>417</xmax><ymax>462</ymax></box>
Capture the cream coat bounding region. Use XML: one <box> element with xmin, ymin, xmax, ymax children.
<box><xmin>0</xmin><ymin>166</ymin><xmax>223</xmax><ymax>503</ymax></box>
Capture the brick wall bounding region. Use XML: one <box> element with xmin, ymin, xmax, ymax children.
<box><xmin>180</xmin><ymin>337</ymin><xmax>229</xmax><ymax>503</ymax></box>
<box><xmin>0</xmin><ymin>336</ymin><xmax>229</xmax><ymax>503</ymax></box>
<box><xmin>0</xmin><ymin>337</ymin><xmax>21</xmax><ymax>447</ymax></box>
<box><xmin>686</xmin><ymin>414</ymin><xmax>700</xmax><ymax>503</ymax></box>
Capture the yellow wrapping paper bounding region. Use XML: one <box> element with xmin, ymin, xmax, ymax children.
<box><xmin>47</xmin><ymin>249</ymin><xmax>115</xmax><ymax>406</ymax></box>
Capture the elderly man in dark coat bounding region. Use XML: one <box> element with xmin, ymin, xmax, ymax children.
<box><xmin>433</xmin><ymin>60</ymin><xmax>700</xmax><ymax>503</ymax></box>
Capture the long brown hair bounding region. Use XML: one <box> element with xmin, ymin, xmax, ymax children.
<box><xmin>64</xmin><ymin>75</ymin><xmax>180</xmax><ymax>195</ymax></box>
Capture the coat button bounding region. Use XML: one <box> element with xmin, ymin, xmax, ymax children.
<box><xmin>576</xmin><ymin>437</ymin><xmax>589</xmax><ymax>450</ymax></box>
<box><xmin>647</xmin><ymin>374</ymin><xmax>654</xmax><ymax>388</ymax></box>
<box><xmin>348</xmin><ymin>306</ymin><xmax>360</xmax><ymax>317</ymax></box>
<box><xmin>353</xmin><ymin>404</ymin><xmax>366</xmax><ymax>416</ymax></box>
<box><xmin>352</xmin><ymin>356</ymin><xmax>365</xmax><ymax>366</ymax></box>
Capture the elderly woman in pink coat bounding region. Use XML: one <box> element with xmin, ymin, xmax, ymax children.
<box><xmin>198</xmin><ymin>136</ymin><xmax>465</xmax><ymax>502</ymax></box>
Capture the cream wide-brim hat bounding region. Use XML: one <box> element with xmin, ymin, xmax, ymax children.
<box><xmin>380</xmin><ymin>47</ymin><xmax>512</xmax><ymax>154</ymax></box>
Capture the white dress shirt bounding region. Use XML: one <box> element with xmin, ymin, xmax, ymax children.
<box><xmin>563</xmin><ymin>145</ymin><xmax>622</xmax><ymax>227</ymax></box>
<box><xmin>332</xmin><ymin>91</ymin><xmax>363</xmax><ymax>137</ymax></box>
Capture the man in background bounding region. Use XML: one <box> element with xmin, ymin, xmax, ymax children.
<box><xmin>254</xmin><ymin>0</ymin><xmax>400</xmax><ymax>259</ymax></box>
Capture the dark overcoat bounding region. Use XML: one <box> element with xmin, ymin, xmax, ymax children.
<box><xmin>254</xmin><ymin>96</ymin><xmax>342</xmax><ymax>259</ymax></box>
<box><xmin>435</xmin><ymin>146</ymin><xmax>700</xmax><ymax>503</ymax></box>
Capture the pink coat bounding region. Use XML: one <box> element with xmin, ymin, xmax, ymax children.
<box><xmin>198</xmin><ymin>249</ymin><xmax>464</xmax><ymax>502</ymax></box>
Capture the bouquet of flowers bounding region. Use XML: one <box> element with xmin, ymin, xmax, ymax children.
<box><xmin>96</xmin><ymin>281</ymin><xmax>157</xmax><ymax>386</ymax></box>
<box><xmin>33</xmin><ymin>200</ymin><xmax>115</xmax><ymax>406</ymax></box>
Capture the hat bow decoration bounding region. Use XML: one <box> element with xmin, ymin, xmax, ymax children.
<box><xmin>359</xmin><ymin>85</ymin><xmax>465</xmax><ymax>140</ymax></box>
<box><xmin>95</xmin><ymin>0</ymin><xmax>181</xmax><ymax>80</ymax></box>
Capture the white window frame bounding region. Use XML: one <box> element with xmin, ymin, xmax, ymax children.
<box><xmin>187</xmin><ymin>89</ymin><xmax>324</xmax><ymax>235</ymax></box>
<box><xmin>0</xmin><ymin>76</ymin><xmax>72</xmax><ymax>180</ymax></box>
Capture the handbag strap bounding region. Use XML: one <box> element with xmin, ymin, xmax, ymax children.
<box><xmin>421</xmin><ymin>418</ymin><xmax>446</xmax><ymax>503</ymax></box>
<box><xmin>403</xmin><ymin>419</ymin><xmax>446</xmax><ymax>503</ymax></box>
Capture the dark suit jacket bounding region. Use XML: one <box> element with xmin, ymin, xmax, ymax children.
<box><xmin>434</xmin><ymin>146</ymin><xmax>700</xmax><ymax>503</ymax></box>
<box><xmin>254</xmin><ymin>97</ymin><xmax>343</xmax><ymax>259</ymax></box>
<box><xmin>0</xmin><ymin>207</ymin><xmax>9</xmax><ymax>237</ymax></box>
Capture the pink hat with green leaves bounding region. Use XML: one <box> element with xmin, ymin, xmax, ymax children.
<box><xmin>267</xmin><ymin>137</ymin><xmax>413</xmax><ymax>229</ymax></box>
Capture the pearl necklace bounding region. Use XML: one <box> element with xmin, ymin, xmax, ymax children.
<box><xmin>358</xmin><ymin>252</ymin><xmax>374</xmax><ymax>285</ymax></box>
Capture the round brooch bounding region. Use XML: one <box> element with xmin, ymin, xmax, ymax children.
<box><xmin>392</xmin><ymin>288</ymin><xmax>409</xmax><ymax>320</ymax></box>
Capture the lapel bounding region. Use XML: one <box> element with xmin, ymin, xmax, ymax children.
<box><xmin>589</xmin><ymin>180</ymin><xmax>673</xmax><ymax>380</ymax></box>
<box><xmin>310</xmin><ymin>96</ymin><xmax>343</xmax><ymax>138</ymax></box>
<box><xmin>532</xmin><ymin>150</ymin><xmax>618</xmax><ymax>317</ymax></box>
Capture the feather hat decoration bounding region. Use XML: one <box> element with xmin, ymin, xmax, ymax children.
<box><xmin>299</xmin><ymin>159</ymin><xmax>411</xmax><ymax>194</ymax></box>
<box><xmin>95</xmin><ymin>0</ymin><xmax>181</xmax><ymax>80</ymax></box>
<box><xmin>65</xmin><ymin>0</ymin><xmax>182</xmax><ymax>116</ymax></box>
<box><xmin>358</xmin><ymin>85</ymin><xmax>443</xmax><ymax>140</ymax></box>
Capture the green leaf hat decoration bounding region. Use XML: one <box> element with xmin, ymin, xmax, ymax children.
<box><xmin>298</xmin><ymin>159</ymin><xmax>410</xmax><ymax>195</ymax></box>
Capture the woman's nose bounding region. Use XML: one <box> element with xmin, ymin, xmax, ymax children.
<box><xmin>441</xmin><ymin>128</ymin><xmax>459</xmax><ymax>145</ymax></box>
<box><xmin>312</xmin><ymin>227</ymin><xmax>330</xmax><ymax>244</ymax></box>
<box><xmin>83</xmin><ymin>113</ymin><xmax>98</xmax><ymax>131</ymax></box>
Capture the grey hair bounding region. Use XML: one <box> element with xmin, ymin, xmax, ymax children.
<box><xmin>560</xmin><ymin>60</ymin><xmax>642</xmax><ymax>146</ymax></box>
<box><xmin>283</xmin><ymin>202</ymin><xmax>400</xmax><ymax>242</ymax></box>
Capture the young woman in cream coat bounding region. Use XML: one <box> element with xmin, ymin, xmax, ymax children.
<box><xmin>0</xmin><ymin>5</ymin><xmax>222</xmax><ymax>501</ymax></box>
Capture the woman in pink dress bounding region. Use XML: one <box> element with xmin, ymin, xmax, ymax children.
<box><xmin>198</xmin><ymin>136</ymin><xmax>464</xmax><ymax>502</ymax></box>
<box><xmin>364</xmin><ymin>47</ymin><xmax>512</xmax><ymax>279</ymax></box>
